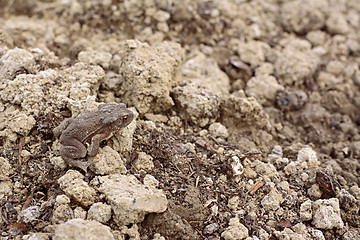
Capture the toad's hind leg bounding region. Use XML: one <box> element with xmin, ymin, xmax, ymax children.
<box><xmin>60</xmin><ymin>140</ymin><xmax>90</xmax><ymax>172</ymax></box>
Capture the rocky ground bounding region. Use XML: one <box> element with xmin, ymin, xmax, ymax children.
<box><xmin>0</xmin><ymin>0</ymin><xmax>360</xmax><ymax>239</ymax></box>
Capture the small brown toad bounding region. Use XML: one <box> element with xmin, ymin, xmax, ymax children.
<box><xmin>53</xmin><ymin>103</ymin><xmax>134</xmax><ymax>171</ymax></box>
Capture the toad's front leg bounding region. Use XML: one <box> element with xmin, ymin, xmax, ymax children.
<box><xmin>87</xmin><ymin>132</ymin><xmax>112</xmax><ymax>157</ymax></box>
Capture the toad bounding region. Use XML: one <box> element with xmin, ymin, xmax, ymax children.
<box><xmin>53</xmin><ymin>103</ymin><xmax>134</xmax><ymax>171</ymax></box>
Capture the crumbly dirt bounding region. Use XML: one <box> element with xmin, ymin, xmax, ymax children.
<box><xmin>1</xmin><ymin>1</ymin><xmax>360</xmax><ymax>240</ymax></box>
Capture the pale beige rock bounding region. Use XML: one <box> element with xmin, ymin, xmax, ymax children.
<box><xmin>87</xmin><ymin>202</ymin><xmax>112</xmax><ymax>223</ymax></box>
<box><xmin>245</xmin><ymin>75</ymin><xmax>284</xmax><ymax>105</ymax></box>
<box><xmin>297</xmin><ymin>147</ymin><xmax>319</xmax><ymax>167</ymax></box>
<box><xmin>261</xmin><ymin>188</ymin><xmax>283</xmax><ymax>211</ymax></box>
<box><xmin>281</xmin><ymin>0</ymin><xmax>326</xmax><ymax>34</ymax></box>
<box><xmin>180</xmin><ymin>51</ymin><xmax>230</xmax><ymax>95</ymax></box>
<box><xmin>306</xmin><ymin>30</ymin><xmax>327</xmax><ymax>46</ymax></box>
<box><xmin>22</xmin><ymin>233</ymin><xmax>51</xmax><ymax>240</ymax></box>
<box><xmin>53</xmin><ymin>219</ymin><xmax>114</xmax><ymax>240</ymax></box>
<box><xmin>1</xmin><ymin>63</ymin><xmax>104</xmax><ymax>116</ymax></box>
<box><xmin>89</xmin><ymin>146</ymin><xmax>127</xmax><ymax>175</ymax></box>
<box><xmin>173</xmin><ymin>83</ymin><xmax>221</xmax><ymax>127</ymax></box>
<box><xmin>0</xmin><ymin>157</ymin><xmax>11</xmax><ymax>181</ymax></box>
<box><xmin>78</xmin><ymin>50</ymin><xmax>112</xmax><ymax>69</ymax></box>
<box><xmin>0</xmin><ymin>48</ymin><xmax>35</xmax><ymax>80</ymax></box>
<box><xmin>73</xmin><ymin>207</ymin><xmax>87</xmax><ymax>220</ymax></box>
<box><xmin>300</xmin><ymin>200</ymin><xmax>313</xmax><ymax>221</ymax></box>
<box><xmin>58</xmin><ymin>170</ymin><xmax>96</xmax><ymax>207</ymax></box>
<box><xmin>117</xmin><ymin>40</ymin><xmax>184</xmax><ymax>114</ymax></box>
<box><xmin>236</xmin><ymin>40</ymin><xmax>270</xmax><ymax>67</ymax></box>
<box><xmin>134</xmin><ymin>152</ymin><xmax>154</xmax><ymax>172</ymax></box>
<box><xmin>275</xmin><ymin>38</ymin><xmax>320</xmax><ymax>86</ymax></box>
<box><xmin>8</xmin><ymin>111</ymin><xmax>36</xmax><ymax>136</ymax></box>
<box><xmin>326</xmin><ymin>11</ymin><xmax>350</xmax><ymax>35</ymax></box>
<box><xmin>0</xmin><ymin>181</ymin><xmax>12</xmax><ymax>199</ymax></box>
<box><xmin>51</xmin><ymin>204</ymin><xmax>74</xmax><ymax>224</ymax></box>
<box><xmin>208</xmin><ymin>122</ymin><xmax>228</xmax><ymax>139</ymax></box>
<box><xmin>143</xmin><ymin>174</ymin><xmax>160</xmax><ymax>188</ymax></box>
<box><xmin>312</xmin><ymin>198</ymin><xmax>344</xmax><ymax>229</ymax></box>
<box><xmin>92</xmin><ymin>174</ymin><xmax>168</xmax><ymax>226</ymax></box>
<box><xmin>221</xmin><ymin>216</ymin><xmax>249</xmax><ymax>240</ymax></box>
<box><xmin>221</xmin><ymin>93</ymin><xmax>271</xmax><ymax>133</ymax></box>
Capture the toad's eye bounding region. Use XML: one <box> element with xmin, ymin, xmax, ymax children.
<box><xmin>122</xmin><ymin>116</ymin><xmax>128</xmax><ymax>121</ymax></box>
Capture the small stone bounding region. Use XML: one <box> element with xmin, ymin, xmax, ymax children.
<box><xmin>227</xmin><ymin>196</ymin><xmax>240</xmax><ymax>210</ymax></box>
<box><xmin>143</xmin><ymin>174</ymin><xmax>159</xmax><ymax>188</ymax></box>
<box><xmin>157</xmin><ymin>22</ymin><xmax>169</xmax><ymax>33</ymax></box>
<box><xmin>134</xmin><ymin>152</ymin><xmax>154</xmax><ymax>172</ymax></box>
<box><xmin>0</xmin><ymin>157</ymin><xmax>11</xmax><ymax>181</ymax></box>
<box><xmin>299</xmin><ymin>200</ymin><xmax>313</xmax><ymax>221</ymax></box>
<box><xmin>74</xmin><ymin>207</ymin><xmax>87</xmax><ymax>220</ymax></box>
<box><xmin>173</xmin><ymin>83</ymin><xmax>221</xmax><ymax>127</ymax></box>
<box><xmin>274</xmin><ymin>38</ymin><xmax>319</xmax><ymax>86</ymax></box>
<box><xmin>92</xmin><ymin>174</ymin><xmax>168</xmax><ymax>226</ymax></box>
<box><xmin>87</xmin><ymin>202</ymin><xmax>112</xmax><ymax>223</ymax></box>
<box><xmin>217</xmin><ymin>147</ymin><xmax>225</xmax><ymax>154</ymax></box>
<box><xmin>253</xmin><ymin>160</ymin><xmax>278</xmax><ymax>180</ymax></box>
<box><xmin>326</xmin><ymin>12</ymin><xmax>349</xmax><ymax>34</ymax></box>
<box><xmin>337</xmin><ymin>189</ymin><xmax>359</xmax><ymax>213</ymax></box>
<box><xmin>349</xmin><ymin>185</ymin><xmax>360</xmax><ymax>200</ymax></box>
<box><xmin>8</xmin><ymin>111</ymin><xmax>36</xmax><ymax>136</ymax></box>
<box><xmin>261</xmin><ymin>188</ymin><xmax>283</xmax><ymax>211</ymax></box>
<box><xmin>221</xmin><ymin>216</ymin><xmax>249</xmax><ymax>240</ymax></box>
<box><xmin>18</xmin><ymin>206</ymin><xmax>41</xmax><ymax>223</ymax></box>
<box><xmin>53</xmin><ymin>219</ymin><xmax>114</xmax><ymax>240</ymax></box>
<box><xmin>198</xmin><ymin>129</ymin><xmax>208</xmax><ymax>137</ymax></box>
<box><xmin>58</xmin><ymin>170</ymin><xmax>96</xmax><ymax>207</ymax></box>
<box><xmin>208</xmin><ymin>122</ymin><xmax>229</xmax><ymax>139</ymax></box>
<box><xmin>203</xmin><ymin>223</ymin><xmax>219</xmax><ymax>235</ymax></box>
<box><xmin>184</xmin><ymin>142</ymin><xmax>196</xmax><ymax>154</ymax></box>
<box><xmin>152</xmin><ymin>233</ymin><xmax>165</xmax><ymax>240</ymax></box>
<box><xmin>78</xmin><ymin>50</ymin><xmax>112</xmax><ymax>69</ymax></box>
<box><xmin>51</xmin><ymin>204</ymin><xmax>73</xmax><ymax>224</ymax></box>
<box><xmin>284</xmin><ymin>161</ymin><xmax>298</xmax><ymax>175</ymax></box>
<box><xmin>236</xmin><ymin>40</ymin><xmax>270</xmax><ymax>66</ymax></box>
<box><xmin>310</xmin><ymin>228</ymin><xmax>326</xmax><ymax>240</ymax></box>
<box><xmin>272</xmin><ymin>146</ymin><xmax>283</xmax><ymax>157</ymax></box>
<box><xmin>245</xmin><ymin>75</ymin><xmax>284</xmax><ymax>105</ymax></box>
<box><xmin>297</xmin><ymin>147</ymin><xmax>319</xmax><ymax>166</ymax></box>
<box><xmin>22</xmin><ymin>233</ymin><xmax>51</xmax><ymax>240</ymax></box>
<box><xmin>55</xmin><ymin>195</ymin><xmax>70</xmax><ymax>207</ymax></box>
<box><xmin>312</xmin><ymin>198</ymin><xmax>344</xmax><ymax>229</ymax></box>
<box><xmin>50</xmin><ymin>156</ymin><xmax>67</xmax><ymax>170</ymax></box>
<box><xmin>306</xmin><ymin>30</ymin><xmax>327</xmax><ymax>47</ymax></box>
<box><xmin>153</xmin><ymin>10</ymin><xmax>171</xmax><ymax>22</ymax></box>
<box><xmin>0</xmin><ymin>48</ymin><xmax>35</xmax><ymax>80</ymax></box>
<box><xmin>308</xmin><ymin>184</ymin><xmax>322</xmax><ymax>199</ymax></box>
<box><xmin>230</xmin><ymin>156</ymin><xmax>243</xmax><ymax>176</ymax></box>
<box><xmin>144</xmin><ymin>113</ymin><xmax>168</xmax><ymax>122</ymax></box>
<box><xmin>89</xmin><ymin>146</ymin><xmax>127</xmax><ymax>175</ymax></box>
<box><xmin>0</xmin><ymin>181</ymin><xmax>12</xmax><ymax>199</ymax></box>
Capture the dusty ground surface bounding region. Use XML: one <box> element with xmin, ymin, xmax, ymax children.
<box><xmin>1</xmin><ymin>0</ymin><xmax>360</xmax><ymax>239</ymax></box>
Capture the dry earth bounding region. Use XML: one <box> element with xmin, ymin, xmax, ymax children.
<box><xmin>0</xmin><ymin>0</ymin><xmax>360</xmax><ymax>240</ymax></box>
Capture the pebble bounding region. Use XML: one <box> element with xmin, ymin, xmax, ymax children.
<box><xmin>312</xmin><ymin>198</ymin><xmax>344</xmax><ymax>229</ymax></box>
<box><xmin>58</xmin><ymin>170</ymin><xmax>96</xmax><ymax>207</ymax></box>
<box><xmin>208</xmin><ymin>122</ymin><xmax>229</xmax><ymax>139</ymax></box>
<box><xmin>221</xmin><ymin>216</ymin><xmax>249</xmax><ymax>240</ymax></box>
<box><xmin>203</xmin><ymin>223</ymin><xmax>219</xmax><ymax>235</ymax></box>
<box><xmin>53</xmin><ymin>219</ymin><xmax>114</xmax><ymax>240</ymax></box>
<box><xmin>87</xmin><ymin>202</ymin><xmax>112</xmax><ymax>223</ymax></box>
